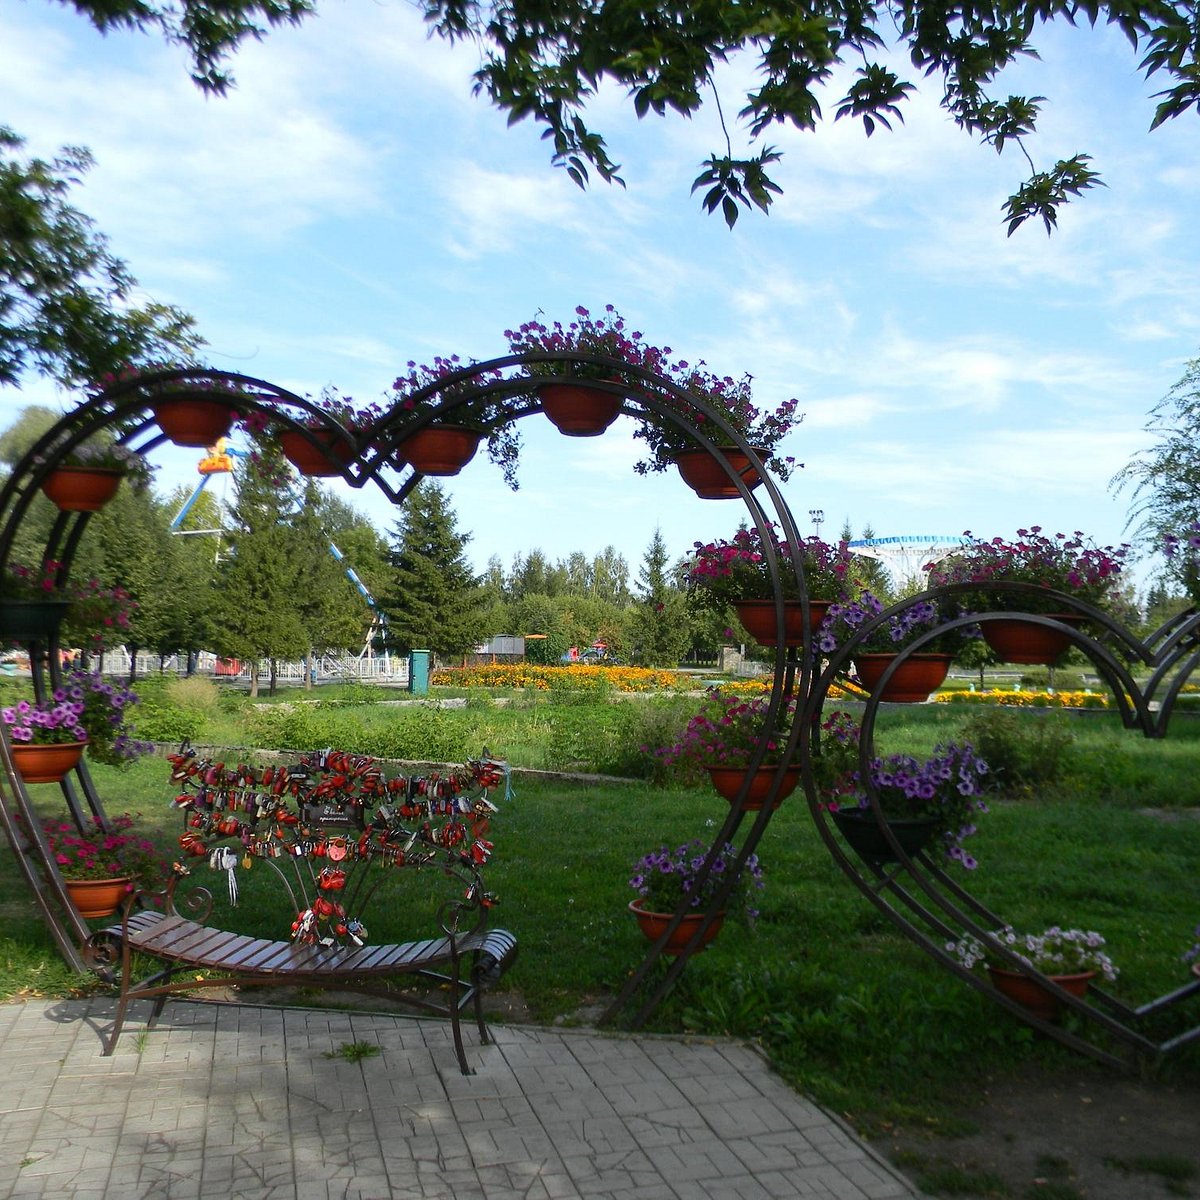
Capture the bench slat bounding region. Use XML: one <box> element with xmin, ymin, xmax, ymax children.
<box><xmin>141</xmin><ymin>922</ymin><xmax>244</xmax><ymax>963</ymax></box>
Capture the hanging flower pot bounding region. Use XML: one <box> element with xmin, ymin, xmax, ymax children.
<box><xmin>65</xmin><ymin>876</ymin><xmax>133</xmax><ymax>919</ymax></box>
<box><xmin>829</xmin><ymin>808</ymin><xmax>941</xmax><ymax>865</ymax></box>
<box><xmin>733</xmin><ymin>599</ymin><xmax>832</xmax><ymax>647</ymax></box>
<box><xmin>707</xmin><ymin>765</ymin><xmax>800</xmax><ymax>811</ymax></box>
<box><xmin>629</xmin><ymin>898</ymin><xmax>725</xmax><ymax>955</ymax></box>
<box><xmin>10</xmin><ymin>740</ymin><xmax>87</xmax><ymax>783</ymax></box>
<box><xmin>538</xmin><ymin>382</ymin><xmax>623</xmax><ymax>437</ymax></box>
<box><xmin>152</xmin><ymin>398</ymin><xmax>236</xmax><ymax>447</ymax></box>
<box><xmin>987</xmin><ymin>967</ymin><xmax>1095</xmax><ymax>1021</ymax></box>
<box><xmin>853</xmin><ymin>652</ymin><xmax>953</xmax><ymax>702</ymax></box>
<box><xmin>400</xmin><ymin>425</ymin><xmax>483</xmax><ymax>476</ymax></box>
<box><xmin>279</xmin><ymin>429</ymin><xmax>356</xmax><ymax>477</ymax></box>
<box><xmin>40</xmin><ymin>466</ymin><xmax>124</xmax><ymax>512</ymax></box>
<box><xmin>0</xmin><ymin>599</ymin><xmax>72</xmax><ymax>644</ymax></box>
<box><xmin>673</xmin><ymin>447</ymin><xmax>767</xmax><ymax>499</ymax></box>
<box><xmin>980</xmin><ymin>615</ymin><xmax>1087</xmax><ymax>664</ymax></box>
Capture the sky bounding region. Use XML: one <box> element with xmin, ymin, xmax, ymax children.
<box><xmin>3</xmin><ymin>2</ymin><xmax>1200</xmax><ymax>592</ymax></box>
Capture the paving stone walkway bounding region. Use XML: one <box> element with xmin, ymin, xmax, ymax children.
<box><xmin>0</xmin><ymin>998</ymin><xmax>916</xmax><ymax>1199</ymax></box>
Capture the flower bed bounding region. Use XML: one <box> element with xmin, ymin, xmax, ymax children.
<box><xmin>936</xmin><ymin>688</ymin><xmax>1113</xmax><ymax>709</ymax></box>
<box><xmin>431</xmin><ymin>664</ymin><xmax>689</xmax><ymax>692</ymax></box>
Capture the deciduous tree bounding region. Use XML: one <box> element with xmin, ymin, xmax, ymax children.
<box><xmin>1113</xmin><ymin>355</ymin><xmax>1200</xmax><ymax>581</ymax></box>
<box><xmin>1</xmin><ymin>129</ymin><xmax>202</xmax><ymax>388</ymax></box>
<box><xmin>421</xmin><ymin>0</ymin><xmax>1193</xmax><ymax>231</ymax></box>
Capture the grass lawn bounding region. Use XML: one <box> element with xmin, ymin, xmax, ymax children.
<box><xmin>1</xmin><ymin>689</ymin><xmax>1199</xmax><ymax>1136</ymax></box>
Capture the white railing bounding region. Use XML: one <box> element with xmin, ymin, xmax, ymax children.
<box><xmin>95</xmin><ymin>649</ymin><xmax>410</xmax><ymax>685</ymax></box>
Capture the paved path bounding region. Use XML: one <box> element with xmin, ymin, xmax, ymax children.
<box><xmin>0</xmin><ymin>998</ymin><xmax>916</xmax><ymax>1199</ymax></box>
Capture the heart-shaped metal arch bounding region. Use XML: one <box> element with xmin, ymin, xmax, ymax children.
<box><xmin>1</xmin><ymin>363</ymin><xmax>1198</xmax><ymax>1069</ymax></box>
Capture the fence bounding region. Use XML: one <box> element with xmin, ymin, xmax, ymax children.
<box><xmin>96</xmin><ymin>650</ymin><xmax>410</xmax><ymax>685</ymax></box>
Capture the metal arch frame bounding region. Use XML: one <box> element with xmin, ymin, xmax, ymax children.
<box><xmin>1</xmin><ymin>360</ymin><xmax>1198</xmax><ymax>1064</ymax></box>
<box><xmin>0</xmin><ymin>358</ymin><xmax>812</xmax><ymax>1006</ymax></box>
<box><xmin>801</xmin><ymin>585</ymin><xmax>1200</xmax><ymax>1067</ymax></box>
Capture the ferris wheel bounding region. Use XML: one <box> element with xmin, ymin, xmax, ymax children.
<box><xmin>846</xmin><ymin>535</ymin><xmax>968</xmax><ymax>588</ymax></box>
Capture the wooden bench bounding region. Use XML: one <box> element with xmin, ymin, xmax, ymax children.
<box><xmin>95</xmin><ymin>747</ymin><xmax>518</xmax><ymax>1074</ymax></box>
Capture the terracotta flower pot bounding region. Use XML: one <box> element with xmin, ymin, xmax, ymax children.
<box><xmin>152</xmin><ymin>398</ymin><xmax>235</xmax><ymax>447</ymax></box>
<box><xmin>400</xmin><ymin>425</ymin><xmax>482</xmax><ymax>476</ymax></box>
<box><xmin>707</xmin><ymin>765</ymin><xmax>800</xmax><ymax>811</ymax></box>
<box><xmin>538</xmin><ymin>382</ymin><xmax>623</xmax><ymax>436</ymax></box>
<box><xmin>10</xmin><ymin>740</ymin><xmax>86</xmax><ymax>783</ymax></box>
<box><xmin>629</xmin><ymin>898</ymin><xmax>725</xmax><ymax>955</ymax></box>
<box><xmin>987</xmin><ymin>966</ymin><xmax>1095</xmax><ymax>1021</ymax></box>
<box><xmin>853</xmin><ymin>652</ymin><xmax>952</xmax><ymax>702</ymax></box>
<box><xmin>829</xmin><ymin>808</ymin><xmax>941</xmax><ymax>864</ymax></box>
<box><xmin>40</xmin><ymin>466</ymin><xmax>124</xmax><ymax>512</ymax></box>
<box><xmin>980</xmin><ymin>614</ymin><xmax>1087</xmax><ymax>664</ymax></box>
<box><xmin>279</xmin><ymin>429</ymin><xmax>356</xmax><ymax>477</ymax></box>
<box><xmin>734</xmin><ymin>599</ymin><xmax>832</xmax><ymax>647</ymax></box>
<box><xmin>673</xmin><ymin>447</ymin><xmax>767</xmax><ymax>499</ymax></box>
<box><xmin>65</xmin><ymin>876</ymin><xmax>133</xmax><ymax>919</ymax></box>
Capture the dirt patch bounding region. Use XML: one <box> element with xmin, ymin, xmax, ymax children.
<box><xmin>876</xmin><ymin>1064</ymin><xmax>1200</xmax><ymax>1198</ymax></box>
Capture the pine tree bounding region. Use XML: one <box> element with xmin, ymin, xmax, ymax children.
<box><xmin>632</xmin><ymin>527</ymin><xmax>689</xmax><ymax>667</ymax></box>
<box><xmin>380</xmin><ymin>482</ymin><xmax>484</xmax><ymax>658</ymax></box>
<box><xmin>207</xmin><ymin>448</ymin><xmax>307</xmax><ymax>695</ymax></box>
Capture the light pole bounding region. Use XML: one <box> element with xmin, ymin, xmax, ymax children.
<box><xmin>809</xmin><ymin>508</ymin><xmax>824</xmax><ymax>540</ymax></box>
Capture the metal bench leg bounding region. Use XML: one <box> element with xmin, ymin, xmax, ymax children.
<box><xmin>448</xmin><ymin>956</ymin><xmax>473</xmax><ymax>1074</ymax></box>
<box><xmin>101</xmin><ymin>934</ymin><xmax>138</xmax><ymax>1056</ymax></box>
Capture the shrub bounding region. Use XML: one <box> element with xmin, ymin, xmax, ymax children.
<box><xmin>132</xmin><ymin>697</ymin><xmax>205</xmax><ymax>745</ymax></box>
<box><xmin>958</xmin><ymin>706</ymin><xmax>1075</xmax><ymax>794</ymax></box>
<box><xmin>165</xmin><ymin>676</ymin><xmax>221</xmax><ymax>715</ymax></box>
<box><xmin>627</xmin><ymin>697</ymin><xmax>706</xmax><ymax>784</ymax></box>
<box><xmin>316</xmin><ymin>681</ymin><xmax>382</xmax><ymax>707</ymax></box>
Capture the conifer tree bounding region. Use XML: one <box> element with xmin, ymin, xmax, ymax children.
<box><xmin>207</xmin><ymin>448</ymin><xmax>307</xmax><ymax>695</ymax></box>
<box><xmin>380</xmin><ymin>482</ymin><xmax>484</xmax><ymax>658</ymax></box>
<box><xmin>632</xmin><ymin>527</ymin><xmax>689</xmax><ymax>667</ymax></box>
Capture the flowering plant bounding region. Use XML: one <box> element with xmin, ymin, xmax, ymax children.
<box><xmin>2</xmin><ymin>695</ymin><xmax>88</xmax><ymax>745</ymax></box>
<box><xmin>2</xmin><ymin>560</ymin><xmax>65</xmax><ymax>602</ymax></box>
<box><xmin>948</xmin><ymin>926</ymin><xmax>1119</xmax><ymax>982</ymax></box>
<box><xmin>48</xmin><ymin>440</ymin><xmax>155</xmax><ymax>489</ymax></box>
<box><xmin>244</xmin><ymin>386</ymin><xmax>384</xmax><ymax>438</ymax></box>
<box><xmin>813</xmin><ymin>709</ymin><xmax>862</xmax><ymax>801</ymax></box>
<box><xmin>63</xmin><ymin>581</ymin><xmax>136</xmax><ymax>652</ymax></box>
<box><xmin>630</xmin><ymin>839</ymin><xmax>764</xmax><ymax>917</ymax></box>
<box><xmin>1</xmin><ymin>564</ymin><xmax>137</xmax><ymax>651</ymax></box>
<box><xmin>1184</xmin><ymin>924</ymin><xmax>1200</xmax><ymax>969</ymax></box>
<box><xmin>61</xmin><ymin>668</ymin><xmax>153</xmax><ymax>765</ymax></box>
<box><xmin>634</xmin><ymin>363</ymin><xmax>801</xmax><ymax>481</ymax></box>
<box><xmin>1163</xmin><ymin>522</ymin><xmax>1200</xmax><ymax>604</ymax></box>
<box><xmin>40</xmin><ymin>812</ymin><xmax>168</xmax><ymax>888</ymax></box>
<box><xmin>652</xmin><ymin>691</ymin><xmax>795</xmax><ymax>777</ymax></box>
<box><xmin>828</xmin><ymin>741</ymin><xmax>992</xmax><ymax>867</ymax></box>
<box><xmin>817</xmin><ymin>590</ymin><xmax>961</xmax><ymax>655</ymax></box>
<box><xmin>391</xmin><ymin>356</ymin><xmax>521</xmax><ymax>489</ymax></box>
<box><xmin>686</xmin><ymin>526</ymin><xmax>855</xmax><ymax>609</ymax></box>
<box><xmin>506</xmin><ymin>304</ymin><xmax>670</xmax><ymax>382</ymax></box>
<box><xmin>924</xmin><ymin>528</ymin><xmax>1128</xmax><ymax>613</ymax></box>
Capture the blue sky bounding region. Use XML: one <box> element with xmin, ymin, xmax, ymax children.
<box><xmin>3</xmin><ymin>2</ymin><xmax>1199</xmax><ymax>590</ymax></box>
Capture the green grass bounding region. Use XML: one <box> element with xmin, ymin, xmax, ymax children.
<box><xmin>2</xmin><ymin>693</ymin><xmax>1200</xmax><ymax>1135</ymax></box>
<box><xmin>324</xmin><ymin>1041</ymin><xmax>381</xmax><ymax>1063</ymax></box>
